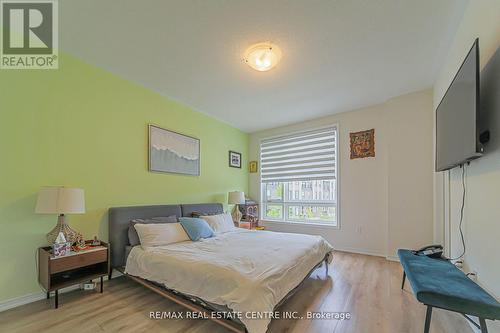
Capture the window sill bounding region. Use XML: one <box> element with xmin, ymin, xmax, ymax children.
<box><xmin>261</xmin><ymin>219</ymin><xmax>340</xmax><ymax>230</ymax></box>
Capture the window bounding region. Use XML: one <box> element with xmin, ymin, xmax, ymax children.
<box><xmin>260</xmin><ymin>127</ymin><xmax>338</xmax><ymax>226</ymax></box>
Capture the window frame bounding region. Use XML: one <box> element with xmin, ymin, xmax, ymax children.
<box><xmin>259</xmin><ymin>125</ymin><xmax>340</xmax><ymax>229</ymax></box>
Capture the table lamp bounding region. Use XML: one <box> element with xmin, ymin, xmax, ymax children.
<box><xmin>35</xmin><ymin>186</ymin><xmax>85</xmax><ymax>244</ymax></box>
<box><xmin>228</xmin><ymin>191</ymin><xmax>245</xmax><ymax>223</ymax></box>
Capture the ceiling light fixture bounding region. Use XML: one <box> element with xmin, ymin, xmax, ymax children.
<box><xmin>243</xmin><ymin>42</ymin><xmax>282</xmax><ymax>72</ymax></box>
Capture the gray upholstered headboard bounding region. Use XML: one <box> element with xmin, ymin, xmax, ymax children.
<box><xmin>108</xmin><ymin>203</ymin><xmax>223</xmax><ymax>269</ymax></box>
<box><xmin>180</xmin><ymin>203</ymin><xmax>223</xmax><ymax>217</ymax></box>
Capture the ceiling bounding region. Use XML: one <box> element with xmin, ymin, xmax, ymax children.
<box><xmin>60</xmin><ymin>0</ymin><xmax>467</xmax><ymax>132</ymax></box>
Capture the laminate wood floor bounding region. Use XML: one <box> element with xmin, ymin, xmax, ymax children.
<box><xmin>0</xmin><ymin>252</ymin><xmax>473</xmax><ymax>333</ymax></box>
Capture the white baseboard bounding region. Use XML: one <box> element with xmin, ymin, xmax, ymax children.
<box><xmin>110</xmin><ymin>269</ymin><xmax>123</xmax><ymax>278</ymax></box>
<box><xmin>385</xmin><ymin>255</ymin><xmax>400</xmax><ymax>262</ymax></box>
<box><xmin>333</xmin><ymin>247</ymin><xmax>401</xmax><ymax>263</ymax></box>
<box><xmin>334</xmin><ymin>246</ymin><xmax>386</xmax><ymax>258</ymax></box>
<box><xmin>0</xmin><ymin>291</ymin><xmax>48</xmax><ymax>313</ymax></box>
<box><xmin>0</xmin><ymin>276</ymin><xmax>108</xmax><ymax>313</ymax></box>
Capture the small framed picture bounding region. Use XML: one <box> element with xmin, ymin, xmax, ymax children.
<box><xmin>229</xmin><ymin>151</ymin><xmax>242</xmax><ymax>168</ymax></box>
<box><xmin>249</xmin><ymin>161</ymin><xmax>258</xmax><ymax>173</ymax></box>
<box><xmin>350</xmin><ymin>129</ymin><xmax>375</xmax><ymax>159</ymax></box>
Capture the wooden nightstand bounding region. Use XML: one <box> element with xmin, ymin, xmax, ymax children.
<box><xmin>38</xmin><ymin>241</ymin><xmax>109</xmax><ymax>308</ymax></box>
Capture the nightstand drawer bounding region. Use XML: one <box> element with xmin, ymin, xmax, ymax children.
<box><xmin>50</xmin><ymin>249</ymin><xmax>107</xmax><ymax>273</ymax></box>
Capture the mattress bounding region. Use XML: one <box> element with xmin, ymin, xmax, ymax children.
<box><xmin>125</xmin><ymin>229</ymin><xmax>333</xmax><ymax>333</ymax></box>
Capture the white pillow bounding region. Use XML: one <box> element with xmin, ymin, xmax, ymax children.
<box><xmin>133</xmin><ymin>223</ymin><xmax>190</xmax><ymax>248</ymax></box>
<box><xmin>200</xmin><ymin>213</ymin><xmax>236</xmax><ymax>233</ymax></box>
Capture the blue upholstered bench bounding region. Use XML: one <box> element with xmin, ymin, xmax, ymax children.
<box><xmin>398</xmin><ymin>249</ymin><xmax>500</xmax><ymax>333</ymax></box>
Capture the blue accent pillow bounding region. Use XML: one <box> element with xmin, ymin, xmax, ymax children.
<box><xmin>179</xmin><ymin>217</ymin><xmax>214</xmax><ymax>241</ymax></box>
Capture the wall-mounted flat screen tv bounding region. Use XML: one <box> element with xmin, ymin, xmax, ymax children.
<box><xmin>436</xmin><ymin>39</ymin><xmax>482</xmax><ymax>172</ymax></box>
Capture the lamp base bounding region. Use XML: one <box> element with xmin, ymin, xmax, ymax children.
<box><xmin>47</xmin><ymin>214</ymin><xmax>79</xmax><ymax>244</ymax></box>
<box><xmin>232</xmin><ymin>205</ymin><xmax>243</xmax><ymax>223</ymax></box>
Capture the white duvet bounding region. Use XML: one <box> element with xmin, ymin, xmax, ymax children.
<box><xmin>125</xmin><ymin>229</ymin><xmax>333</xmax><ymax>333</ymax></box>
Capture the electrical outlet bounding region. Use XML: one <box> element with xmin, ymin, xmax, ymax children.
<box><xmin>467</xmin><ymin>270</ymin><xmax>478</xmax><ymax>281</ymax></box>
<box><xmin>82</xmin><ymin>282</ymin><xmax>96</xmax><ymax>290</ymax></box>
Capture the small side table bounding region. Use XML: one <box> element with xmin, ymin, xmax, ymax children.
<box><xmin>38</xmin><ymin>241</ymin><xmax>109</xmax><ymax>308</ymax></box>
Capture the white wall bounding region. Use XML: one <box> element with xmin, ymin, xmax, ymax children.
<box><xmin>433</xmin><ymin>1</ymin><xmax>500</xmax><ymax>331</ymax></box>
<box><xmin>249</xmin><ymin>90</ymin><xmax>434</xmax><ymax>258</ymax></box>
<box><xmin>433</xmin><ymin>0</ymin><xmax>500</xmax><ymax>299</ymax></box>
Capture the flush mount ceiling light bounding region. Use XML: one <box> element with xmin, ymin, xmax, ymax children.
<box><xmin>243</xmin><ymin>42</ymin><xmax>282</xmax><ymax>72</ymax></box>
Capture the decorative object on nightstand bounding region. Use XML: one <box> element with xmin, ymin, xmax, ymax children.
<box><xmin>92</xmin><ymin>236</ymin><xmax>101</xmax><ymax>246</ymax></box>
<box><xmin>228</xmin><ymin>191</ymin><xmax>245</xmax><ymax>223</ymax></box>
<box><xmin>52</xmin><ymin>232</ymin><xmax>71</xmax><ymax>258</ymax></box>
<box><xmin>239</xmin><ymin>197</ymin><xmax>259</xmax><ymax>229</ymax></box>
<box><xmin>74</xmin><ymin>233</ymin><xmax>90</xmax><ymax>251</ymax></box>
<box><xmin>38</xmin><ymin>240</ymin><xmax>109</xmax><ymax>308</ymax></box>
<box><xmin>247</xmin><ymin>215</ymin><xmax>260</xmax><ymax>229</ymax></box>
<box><xmin>35</xmin><ymin>186</ymin><xmax>86</xmax><ymax>244</ymax></box>
<box><xmin>239</xmin><ymin>197</ymin><xmax>259</xmax><ymax>221</ymax></box>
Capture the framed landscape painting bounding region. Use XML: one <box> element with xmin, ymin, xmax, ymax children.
<box><xmin>149</xmin><ymin>125</ymin><xmax>200</xmax><ymax>176</ymax></box>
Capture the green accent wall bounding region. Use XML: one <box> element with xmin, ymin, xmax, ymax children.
<box><xmin>0</xmin><ymin>54</ymin><xmax>249</xmax><ymax>302</ymax></box>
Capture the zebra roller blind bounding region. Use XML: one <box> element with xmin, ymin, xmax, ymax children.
<box><xmin>260</xmin><ymin>127</ymin><xmax>336</xmax><ymax>183</ymax></box>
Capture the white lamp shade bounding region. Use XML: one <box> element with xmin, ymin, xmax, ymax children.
<box><xmin>35</xmin><ymin>187</ymin><xmax>86</xmax><ymax>214</ymax></box>
<box><xmin>228</xmin><ymin>191</ymin><xmax>245</xmax><ymax>205</ymax></box>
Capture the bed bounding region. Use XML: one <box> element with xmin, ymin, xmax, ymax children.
<box><xmin>109</xmin><ymin>203</ymin><xmax>333</xmax><ymax>333</ymax></box>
